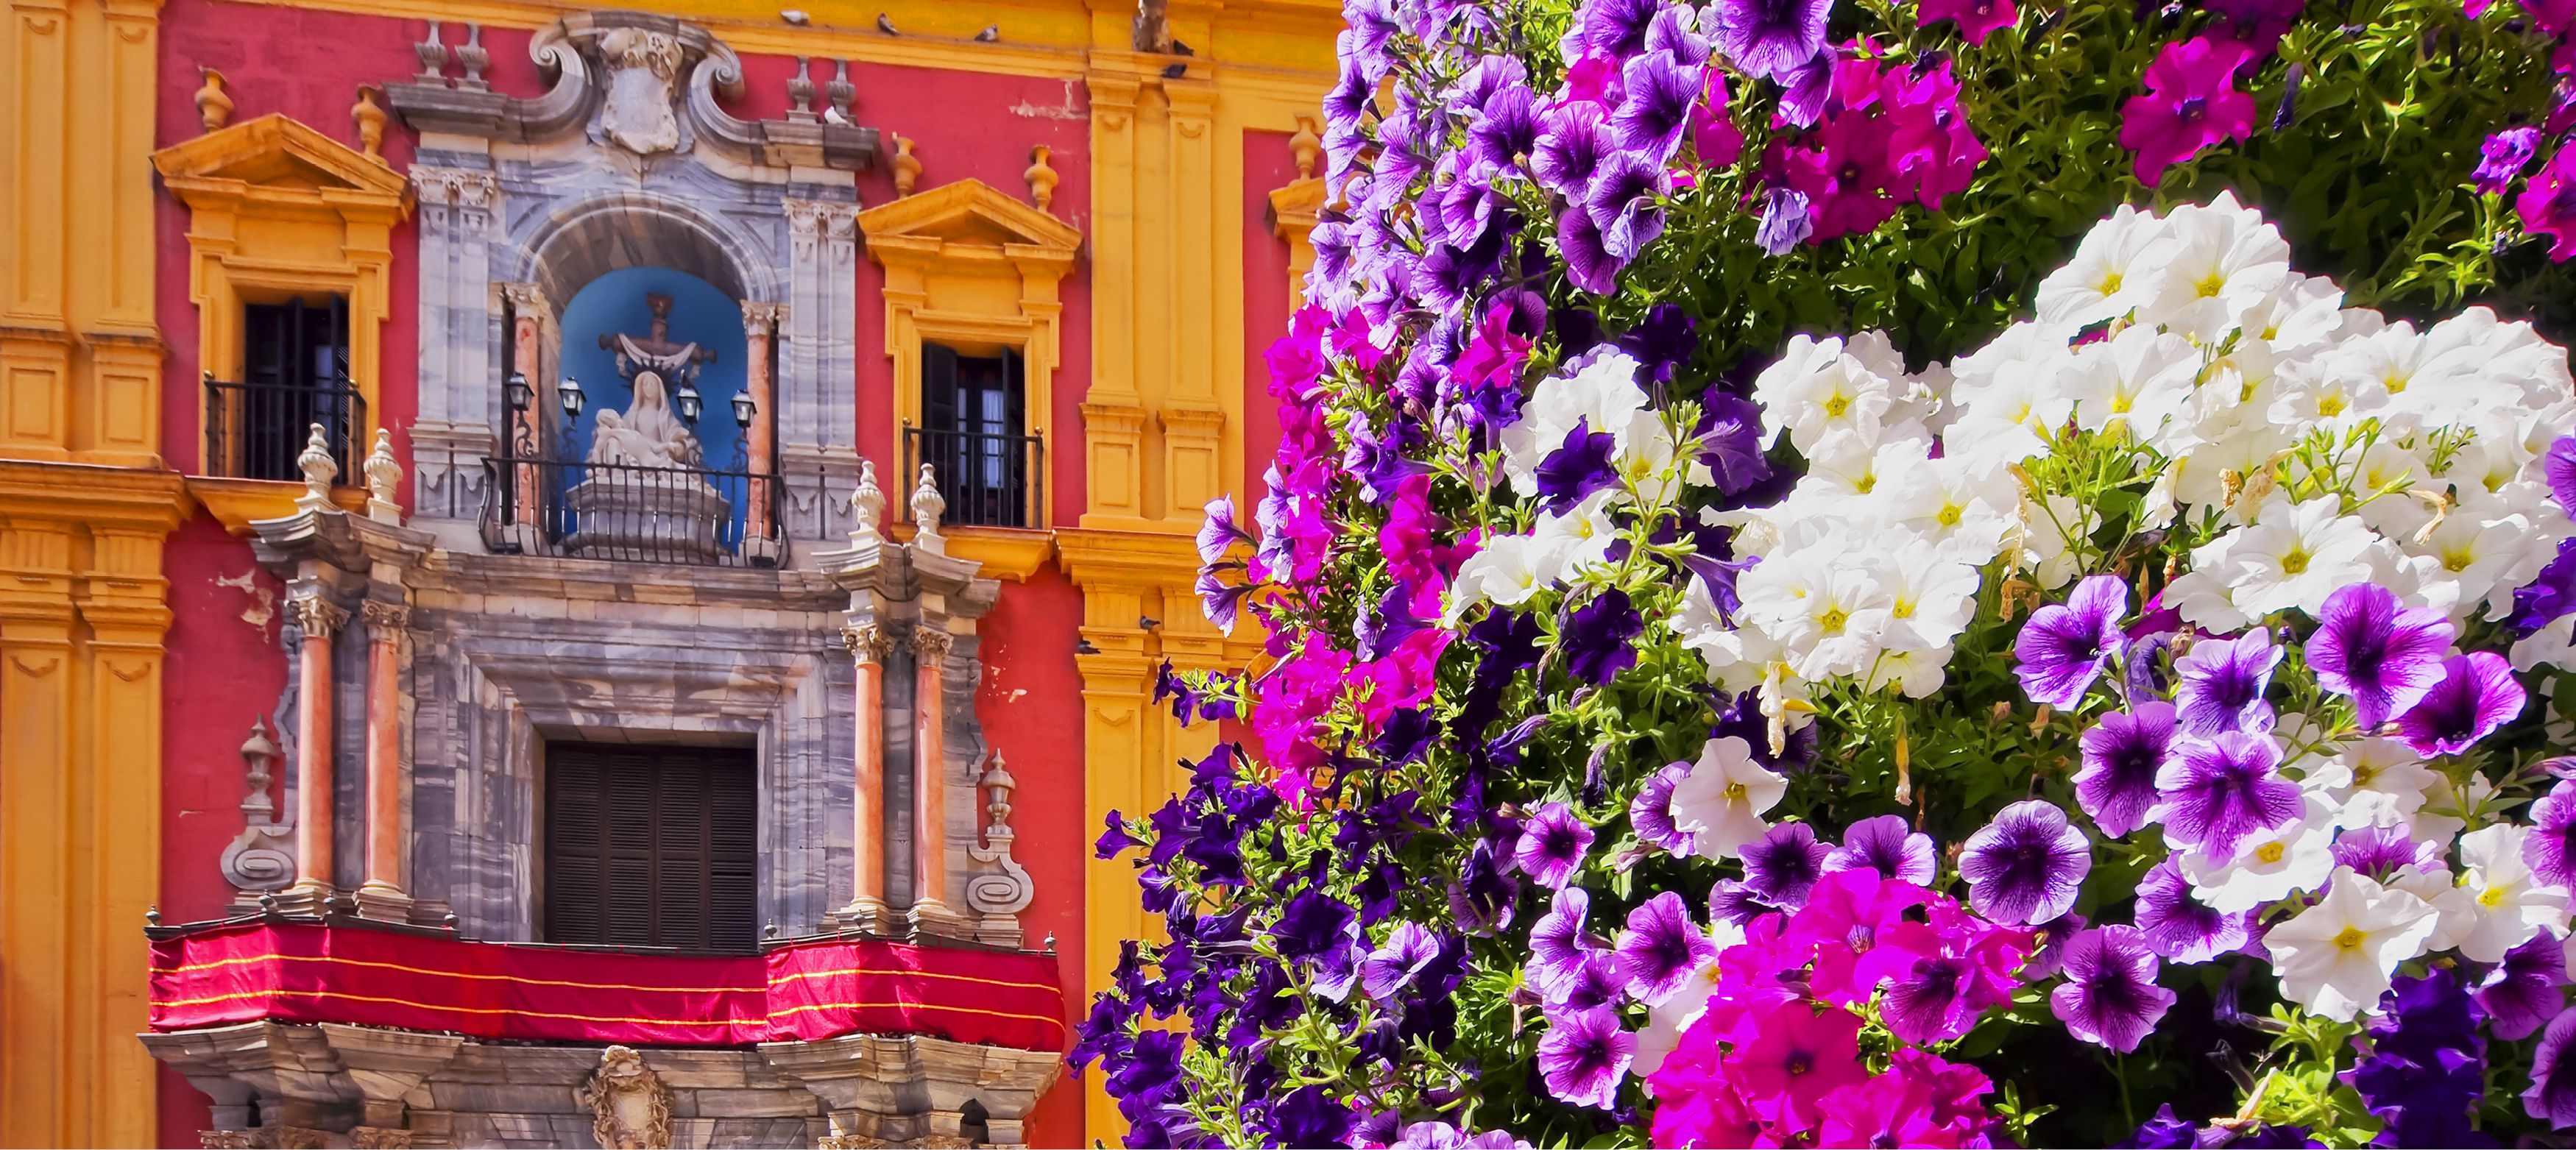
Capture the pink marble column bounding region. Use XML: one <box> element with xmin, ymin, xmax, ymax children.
<box><xmin>838</xmin><ymin>622</ymin><xmax>889</xmax><ymax>928</ymax></box>
<box><xmin>741</xmin><ymin>302</ymin><xmax>779</xmax><ymax>537</ymax></box>
<box><xmin>911</xmin><ymin>627</ymin><xmax>955</xmax><ymax>926</ymax></box>
<box><xmin>501</xmin><ymin>285</ymin><xmax>545</xmax><ymax>527</ymax></box>
<box><xmin>288</xmin><ymin>592</ymin><xmax>346</xmax><ymax>898</ymax></box>
<box><xmin>355</xmin><ymin>601</ymin><xmax>409</xmax><ymax>917</ymax></box>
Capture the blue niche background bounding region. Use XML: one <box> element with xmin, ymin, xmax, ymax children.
<box><xmin>558</xmin><ymin>267</ymin><xmax>750</xmax><ymax>474</ymax></box>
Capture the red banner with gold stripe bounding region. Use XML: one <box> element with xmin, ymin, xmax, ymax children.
<box><xmin>148</xmin><ymin>923</ymin><xmax>1066</xmax><ymax>1053</ymax></box>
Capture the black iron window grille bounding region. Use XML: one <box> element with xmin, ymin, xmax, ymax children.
<box><xmin>910</xmin><ymin>344</ymin><xmax>1042</xmax><ymax>528</ymax></box>
<box><xmin>203</xmin><ymin>298</ymin><xmax>365</xmax><ymax>482</ymax></box>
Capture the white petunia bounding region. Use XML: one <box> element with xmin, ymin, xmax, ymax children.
<box><xmin>1752</xmin><ymin>335</ymin><xmax>1897</xmax><ymax>458</ymax></box>
<box><xmin>1453</xmin><ymin>533</ymin><xmax>1548</xmax><ymax>614</ymax></box>
<box><xmin>2136</xmin><ymin>191</ymin><xmax>2293</xmax><ymax>342</ymax></box>
<box><xmin>2307</xmin><ymin>737</ymin><xmax>2438</xmax><ymax>831</ymax></box>
<box><xmin>2034</xmin><ymin>203</ymin><xmax>2170</xmax><ymax>327</ymax></box>
<box><xmin>1532</xmin><ymin>489</ymin><xmax>1621</xmax><ymax>586</ymax></box>
<box><xmin>1669</xmin><ymin>735</ymin><xmax>1788</xmax><ymax>861</ymax></box>
<box><xmin>1501</xmin><ymin>350</ymin><xmax>1652</xmax><ymax>498</ymax></box>
<box><xmin>1872</xmin><ymin>541</ymin><xmax>1982</xmax><ymax>653</ymax></box>
<box><xmin>1880</xmin><ymin>450</ymin><xmax>2019</xmax><ymax>563</ymax></box>
<box><xmin>2265</xmin><ymin>867</ymin><xmax>2441</xmax><ymax>1021</ymax></box>
<box><xmin>2214</xmin><ymin>496</ymin><xmax>2382</xmax><ymax>619</ymax></box>
<box><xmin>2059</xmin><ymin>326</ymin><xmax>2201</xmax><ymax>447</ymax></box>
<box><xmin>2182</xmin><ymin>795</ymin><xmax>2339</xmax><ymax>914</ymax></box>
<box><xmin>2437</xmin><ymin>823</ymin><xmax>2572</xmax><ymax>963</ymax></box>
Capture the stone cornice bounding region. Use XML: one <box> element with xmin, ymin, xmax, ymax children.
<box><xmin>0</xmin><ymin>462</ymin><xmax>190</xmax><ymax>532</ymax></box>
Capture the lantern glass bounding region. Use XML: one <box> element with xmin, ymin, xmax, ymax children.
<box><xmin>732</xmin><ymin>391</ymin><xmax>755</xmax><ymax>428</ymax></box>
<box><xmin>504</xmin><ymin>372</ymin><xmax>533</xmax><ymax>412</ymax></box>
<box><xmin>557</xmin><ymin>375</ymin><xmax>585</xmax><ymax>418</ymax></box>
<box><xmin>676</xmin><ymin>383</ymin><xmax>702</xmax><ymax>425</ymax></box>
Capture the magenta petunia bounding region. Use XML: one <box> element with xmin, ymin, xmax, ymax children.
<box><xmin>2307</xmin><ymin>583</ymin><xmax>2455</xmax><ymax>730</ymax></box>
<box><xmin>2118</xmin><ymin>37</ymin><xmax>2257</xmax><ymax>186</ymax></box>
<box><xmin>2514</xmin><ymin>141</ymin><xmax>2576</xmax><ymax>263</ymax></box>
<box><xmin>1724</xmin><ymin>1005</ymin><xmax>1868</xmax><ymax>1127</ymax></box>
<box><xmin>2075</xmin><ymin>702</ymin><xmax>2179</xmax><ymax>838</ymax></box>
<box><xmin>2394</xmin><ymin>651</ymin><xmax>2524</xmax><ymax>758</ymax></box>
<box><xmin>1917</xmin><ymin>0</ymin><xmax>2017</xmax><ymax>44</ymax></box>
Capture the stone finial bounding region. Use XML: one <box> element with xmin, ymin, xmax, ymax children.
<box><xmin>1290</xmin><ymin>114</ymin><xmax>1321</xmax><ymax>181</ymax></box>
<box><xmin>890</xmin><ymin>135</ymin><xmax>921</xmax><ymax>198</ymax></box>
<box><xmin>295</xmin><ymin>423</ymin><xmax>338</xmax><ymax>511</ymax></box>
<box><xmin>786</xmin><ymin>57</ymin><xmax>818</xmax><ymax>123</ymax></box>
<box><xmin>980</xmin><ymin>751</ymin><xmax>1017</xmax><ymax>834</ymax></box>
<box><xmin>847</xmin><ymin>458</ymin><xmax>885</xmax><ymax>547</ymax></box>
<box><xmin>363</xmin><ymin>429</ymin><xmax>403</xmax><ymax>523</ymax></box>
<box><xmin>413</xmin><ymin>20</ymin><xmax>449</xmax><ymax>82</ymax></box>
<box><xmin>909</xmin><ymin>463</ymin><xmax>946</xmax><ymax>556</ymax></box>
<box><xmin>826</xmin><ymin>60</ymin><xmax>856</xmax><ymax>124</ymax></box>
<box><xmin>1024</xmin><ymin>145</ymin><xmax>1058</xmax><ymax>213</ymax></box>
<box><xmin>195</xmin><ymin>67</ymin><xmax>233</xmax><ymax>133</ymax></box>
<box><xmin>352</xmin><ymin>87</ymin><xmax>388</xmax><ymax>164</ymax></box>
<box><xmin>456</xmin><ymin>22</ymin><xmax>489</xmax><ymax>90</ymax></box>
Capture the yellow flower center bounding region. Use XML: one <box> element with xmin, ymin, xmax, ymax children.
<box><xmin>1824</xmin><ymin>391</ymin><xmax>1851</xmax><ymax>419</ymax></box>
<box><xmin>2444</xmin><ymin>548</ymin><xmax>2475</xmax><ymax>573</ymax></box>
<box><xmin>1936</xmin><ymin>503</ymin><xmax>1964</xmax><ymax>528</ymax></box>
<box><xmin>2256</xmin><ymin>842</ymin><xmax>2286</xmax><ymax>865</ymax></box>
<box><xmin>2098</xmin><ymin>271</ymin><xmax>2123</xmax><ymax>296</ymax></box>
<box><xmin>1818</xmin><ymin>607</ymin><xmax>1849</xmax><ymax>636</ymax></box>
<box><xmin>2280</xmin><ymin>547</ymin><xmax>2311</xmax><ymax>575</ymax></box>
<box><xmin>1723</xmin><ymin>781</ymin><xmax>1748</xmax><ymax>803</ymax></box>
<box><xmin>2481</xmin><ymin>886</ymin><xmax>2509</xmax><ymax>909</ymax></box>
<box><xmin>2196</xmin><ymin>271</ymin><xmax>2226</xmax><ymax>299</ymax></box>
<box><xmin>2318</xmin><ymin>393</ymin><xmax>2348</xmax><ymax>417</ymax></box>
<box><xmin>2333</xmin><ymin>926</ymin><xmax>2369</xmax><ymax>951</ymax></box>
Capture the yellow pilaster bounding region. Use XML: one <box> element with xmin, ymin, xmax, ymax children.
<box><xmin>0</xmin><ymin>465</ymin><xmax>186</xmax><ymax>1150</ymax></box>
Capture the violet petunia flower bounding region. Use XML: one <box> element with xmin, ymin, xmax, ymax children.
<box><xmin>2118</xmin><ymin>37</ymin><xmax>2257</xmax><ymax>186</ymax></box>
<box><xmin>1532</xmin><ymin>103</ymin><xmax>1616</xmax><ymax>199</ymax></box>
<box><xmin>2075</xmin><ymin>702</ymin><xmax>2179</xmax><ymax>838</ymax></box>
<box><xmin>1630</xmin><ymin>762</ymin><xmax>1696</xmax><ymax>856</ymax></box>
<box><xmin>1516</xmin><ymin>801</ymin><xmax>1596</xmax><ymax>890</ymax></box>
<box><xmin>1579</xmin><ymin>0</ymin><xmax>1663</xmax><ymax>57</ymax></box>
<box><xmin>2480</xmin><ymin>933</ymin><xmax>2571</xmax><ymax>1040</ymax></box>
<box><xmin>1362</xmin><ymin>921</ymin><xmax>1443</xmax><ymax>1002</ymax></box>
<box><xmin>2528</xmin><ymin>1009</ymin><xmax>2576</xmax><ymax>1129</ymax></box>
<box><xmin>1557</xmin><ymin>207</ymin><xmax>1623</xmax><ymax>296</ymax></box>
<box><xmin>2154</xmin><ymin>730</ymin><xmax>2299</xmax><ymax>862</ymax></box>
<box><xmin>2395</xmin><ymin>651</ymin><xmax>2524</xmax><ymax>758</ymax></box>
<box><xmin>1699</xmin><ymin>391</ymin><xmax>1774</xmax><ymax>496</ymax></box>
<box><xmin>1096</xmin><ymin>810</ymin><xmax>1139</xmax><ymax>859</ymax></box>
<box><xmin>1529</xmin><ymin>886</ymin><xmax>1598</xmax><ymax>997</ymax></box>
<box><xmin>1824</xmin><ymin>813</ymin><xmax>1938</xmax><ymax>885</ymax></box>
<box><xmin>1708</xmin><ymin>877</ymin><xmax>1782</xmax><ymax>926</ymax></box>
<box><xmin>2173</xmin><ymin>629</ymin><xmax>2282</xmax><ymax>737</ymax></box>
<box><xmin>2477</xmin><ymin>126</ymin><xmax>2544</xmax><ymax>196</ymax></box>
<box><xmin>1616</xmin><ymin>891</ymin><xmax>1722</xmax><ymax>1004</ymax></box>
<box><xmin>2307</xmin><ymin>583</ymin><xmax>2455</xmax><ymax>730</ymax></box>
<box><xmin>1536</xmin><ymin>1004</ymin><xmax>1636</xmax><ymax>1110</ymax></box>
<box><xmin>1197</xmin><ymin>496</ymin><xmax>1253</xmax><ymax>564</ymax></box>
<box><xmin>2524</xmin><ymin>779</ymin><xmax>2576</xmax><ymax>890</ymax></box>
<box><xmin>1612</xmin><ymin>51</ymin><xmax>1702</xmax><ymax>166</ymax></box>
<box><xmin>2050</xmin><ymin>925</ymin><xmax>2177</xmax><ymax>1053</ymax></box>
<box><xmin>2546</xmin><ymin>435</ymin><xmax>2576</xmax><ymax>512</ymax></box>
<box><xmin>1562</xmin><ymin>589</ymin><xmax>1645</xmax><ymax>684</ymax></box>
<box><xmin>1197</xmin><ymin>567</ymin><xmax>1253</xmax><ymax>636</ymax></box>
<box><xmin>2334</xmin><ymin>823</ymin><xmax>2444</xmax><ymax>881</ymax></box>
<box><xmin>1958</xmin><ymin>799</ymin><xmax>2092</xmax><ymax>925</ymax></box>
<box><xmin>1585</xmin><ymin>151</ymin><xmax>1672</xmax><ymax>260</ymax></box>
<box><xmin>2133</xmin><ymin>854</ymin><xmax>2252</xmax><ymax>964</ymax></box>
<box><xmin>1712</xmin><ymin>0</ymin><xmax>1833</xmax><ymax>83</ymax></box>
<box><xmin>1743</xmin><ymin>821</ymin><xmax>1836</xmax><ymax>907</ymax></box>
<box><xmin>1754</xmin><ymin>185</ymin><xmax>1814</xmax><ymax>255</ymax></box>
<box><xmin>1557</xmin><ymin>950</ymin><xmax>1629</xmax><ymax>1012</ymax></box>
<box><xmin>2014</xmin><ymin>574</ymin><xmax>2130</xmax><ymax>709</ymax></box>
<box><xmin>1469</xmin><ymin>84</ymin><xmax>1540</xmax><ymax>172</ymax></box>
<box><xmin>1535</xmin><ymin>417</ymin><xmax>1619</xmax><ymax>513</ymax></box>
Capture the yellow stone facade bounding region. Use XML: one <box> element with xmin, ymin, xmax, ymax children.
<box><xmin>0</xmin><ymin>0</ymin><xmax>1331</xmax><ymax>1143</ymax></box>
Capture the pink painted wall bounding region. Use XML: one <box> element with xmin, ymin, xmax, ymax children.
<box><xmin>1241</xmin><ymin>129</ymin><xmax>1298</xmax><ymax>506</ymax></box>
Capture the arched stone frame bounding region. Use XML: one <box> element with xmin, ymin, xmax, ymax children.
<box><xmin>857</xmin><ymin>180</ymin><xmax>1081</xmax><ymax>537</ymax></box>
<box><xmin>152</xmin><ymin>115</ymin><xmax>409</xmax><ymax>526</ymax></box>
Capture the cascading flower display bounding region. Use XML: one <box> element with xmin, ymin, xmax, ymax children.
<box><xmin>1072</xmin><ymin>0</ymin><xmax>2576</xmax><ymax>1145</ymax></box>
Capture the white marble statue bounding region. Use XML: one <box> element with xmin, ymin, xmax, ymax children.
<box><xmin>587</xmin><ymin>369</ymin><xmax>699</xmax><ymax>469</ymax></box>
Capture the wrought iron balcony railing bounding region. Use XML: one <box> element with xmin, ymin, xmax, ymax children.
<box><xmin>478</xmin><ymin>457</ymin><xmax>788</xmax><ymax>569</ymax></box>
<box><xmin>202</xmin><ymin>373</ymin><xmax>367</xmax><ymax>483</ymax></box>
<box><xmin>904</xmin><ymin>426</ymin><xmax>1044</xmax><ymax>530</ymax></box>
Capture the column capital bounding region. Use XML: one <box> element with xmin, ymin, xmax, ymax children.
<box><xmin>740</xmin><ymin>299</ymin><xmax>788</xmax><ymax>332</ymax></box>
<box><xmin>497</xmin><ymin>282</ymin><xmax>546</xmax><ymax>313</ymax></box>
<box><xmin>839</xmin><ymin>622</ymin><xmax>894</xmax><ymax>664</ymax></box>
<box><xmin>361</xmin><ymin>600</ymin><xmax>408</xmax><ymax>633</ymax></box>
<box><xmin>911</xmin><ymin>627</ymin><xmax>955</xmax><ymax>661</ymax></box>
<box><xmin>288</xmin><ymin>593</ymin><xmax>347</xmax><ymax>636</ymax></box>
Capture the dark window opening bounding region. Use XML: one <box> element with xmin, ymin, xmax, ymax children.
<box><xmin>542</xmin><ymin>742</ymin><xmax>758</xmax><ymax>954</ymax></box>
<box><xmin>205</xmin><ymin>297</ymin><xmax>365</xmax><ymax>482</ymax></box>
<box><xmin>913</xmin><ymin>344</ymin><xmax>1038</xmax><ymax>528</ymax></box>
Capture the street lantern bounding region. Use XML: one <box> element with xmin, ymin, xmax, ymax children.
<box><xmin>504</xmin><ymin>371</ymin><xmax>533</xmax><ymax>412</ymax></box>
<box><xmin>558</xmin><ymin>375</ymin><xmax>586</xmax><ymax>419</ymax></box>
<box><xmin>675</xmin><ymin>380</ymin><xmax>703</xmax><ymax>425</ymax></box>
<box><xmin>731</xmin><ymin>391</ymin><xmax>756</xmax><ymax>429</ymax></box>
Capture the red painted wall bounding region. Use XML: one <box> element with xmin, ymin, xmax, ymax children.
<box><xmin>1241</xmin><ymin>129</ymin><xmax>1298</xmax><ymax>505</ymax></box>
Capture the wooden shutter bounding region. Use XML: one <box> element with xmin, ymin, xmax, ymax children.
<box><xmin>921</xmin><ymin>343</ymin><xmax>961</xmax><ymax>434</ymax></box>
<box><xmin>543</xmin><ymin>744</ymin><xmax>759</xmax><ymax>953</ymax></box>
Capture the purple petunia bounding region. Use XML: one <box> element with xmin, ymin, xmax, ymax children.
<box><xmin>1612</xmin><ymin>51</ymin><xmax>1702</xmax><ymax>166</ymax></box>
<box><xmin>1362</xmin><ymin>921</ymin><xmax>1443</xmax><ymax>1003</ymax></box>
<box><xmin>1535</xmin><ymin>417</ymin><xmax>1620</xmax><ymax>513</ymax></box>
<box><xmin>2307</xmin><ymin>583</ymin><xmax>2455</xmax><ymax>730</ymax></box>
<box><xmin>1561</xmin><ymin>589</ymin><xmax>1645</xmax><ymax>684</ymax></box>
<box><xmin>1755</xmin><ymin>185</ymin><xmax>1814</xmax><ymax>255</ymax></box>
<box><xmin>2014</xmin><ymin>575</ymin><xmax>2130</xmax><ymax>709</ymax></box>
<box><xmin>1516</xmin><ymin>801</ymin><xmax>1596</xmax><ymax>890</ymax></box>
<box><xmin>1529</xmin><ymin>886</ymin><xmax>1597</xmax><ymax>998</ymax></box>
<box><xmin>1537</xmin><ymin>1004</ymin><xmax>1636</xmax><ymax>1110</ymax></box>
<box><xmin>1823</xmin><ymin>813</ymin><xmax>1938</xmax><ymax>885</ymax></box>
<box><xmin>2480</xmin><ymin>934</ymin><xmax>2571</xmax><ymax>1041</ymax></box>
<box><xmin>2154</xmin><ymin>730</ymin><xmax>2300</xmax><ymax>862</ymax></box>
<box><xmin>2525</xmin><ymin>779</ymin><xmax>2576</xmax><ymax>890</ymax></box>
<box><xmin>1579</xmin><ymin>0</ymin><xmax>1662</xmax><ymax>57</ymax></box>
<box><xmin>2396</xmin><ymin>651</ymin><xmax>2524</xmax><ymax>758</ymax></box>
<box><xmin>2050</xmin><ymin>926</ymin><xmax>2177</xmax><ymax>1052</ymax></box>
<box><xmin>2547</xmin><ymin>436</ymin><xmax>2576</xmax><ymax>512</ymax></box>
<box><xmin>2133</xmin><ymin>854</ymin><xmax>2253</xmax><ymax>963</ymax></box>
<box><xmin>1630</xmin><ymin>762</ymin><xmax>1695</xmax><ymax>856</ymax></box>
<box><xmin>1741</xmin><ymin>821</ymin><xmax>1835</xmax><ymax>906</ymax></box>
<box><xmin>2528</xmin><ymin>1009</ymin><xmax>2576</xmax><ymax>1129</ymax></box>
<box><xmin>1958</xmin><ymin>800</ymin><xmax>2092</xmax><ymax>926</ymax></box>
<box><xmin>2173</xmin><ymin>629</ymin><xmax>2282</xmax><ymax>737</ymax></box>
<box><xmin>1616</xmin><ymin>891</ymin><xmax>1722</xmax><ymax>1004</ymax></box>
<box><xmin>2075</xmin><ymin>702</ymin><xmax>2179</xmax><ymax>838</ymax></box>
<box><xmin>1585</xmin><ymin>151</ymin><xmax>1671</xmax><ymax>261</ymax></box>
<box><xmin>1712</xmin><ymin>0</ymin><xmax>1833</xmax><ymax>82</ymax></box>
<box><xmin>1532</xmin><ymin>104</ymin><xmax>1616</xmax><ymax>199</ymax></box>
<box><xmin>2478</xmin><ymin>127</ymin><xmax>2545</xmax><ymax>196</ymax></box>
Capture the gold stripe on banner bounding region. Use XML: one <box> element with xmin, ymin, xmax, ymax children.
<box><xmin>157</xmin><ymin>986</ymin><xmax>1065</xmax><ymax>1034</ymax></box>
<box><xmin>160</xmin><ymin>951</ymin><xmax>765</xmax><ymax>994</ymax></box>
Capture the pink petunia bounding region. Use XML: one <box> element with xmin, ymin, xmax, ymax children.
<box><xmin>2118</xmin><ymin>38</ymin><xmax>2258</xmax><ymax>185</ymax></box>
<box><xmin>1918</xmin><ymin>0</ymin><xmax>2018</xmax><ymax>44</ymax></box>
<box><xmin>2515</xmin><ymin>142</ymin><xmax>2576</xmax><ymax>263</ymax></box>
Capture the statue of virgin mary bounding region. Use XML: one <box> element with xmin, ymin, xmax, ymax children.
<box><xmin>587</xmin><ymin>369</ymin><xmax>700</xmax><ymax>469</ymax></box>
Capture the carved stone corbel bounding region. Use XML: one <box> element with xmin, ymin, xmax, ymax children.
<box><xmin>575</xmin><ymin>1046</ymin><xmax>673</xmax><ymax>1149</ymax></box>
<box><xmin>219</xmin><ymin>720</ymin><xmax>295</xmax><ymax>915</ymax></box>
<box><xmin>963</xmin><ymin>751</ymin><xmax>1033</xmax><ymax>946</ymax></box>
